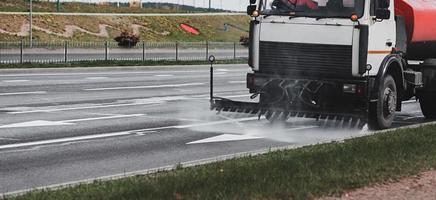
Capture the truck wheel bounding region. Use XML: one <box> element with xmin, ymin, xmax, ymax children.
<box><xmin>419</xmin><ymin>92</ymin><xmax>436</xmax><ymax>118</ymax></box>
<box><xmin>368</xmin><ymin>75</ymin><xmax>397</xmax><ymax>130</ymax></box>
<box><xmin>419</xmin><ymin>59</ymin><xmax>436</xmax><ymax>118</ymax></box>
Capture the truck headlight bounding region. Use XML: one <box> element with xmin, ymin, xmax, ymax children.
<box><xmin>343</xmin><ymin>84</ymin><xmax>357</xmax><ymax>94</ymax></box>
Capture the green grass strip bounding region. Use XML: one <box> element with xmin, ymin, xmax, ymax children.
<box><xmin>0</xmin><ymin>59</ymin><xmax>247</xmax><ymax>69</ymax></box>
<box><xmin>8</xmin><ymin>125</ymin><xmax>436</xmax><ymax>200</ymax></box>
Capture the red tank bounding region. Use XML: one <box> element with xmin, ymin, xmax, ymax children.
<box><xmin>395</xmin><ymin>0</ymin><xmax>436</xmax><ymax>59</ymax></box>
<box><xmin>395</xmin><ymin>0</ymin><xmax>436</xmax><ymax>43</ymax></box>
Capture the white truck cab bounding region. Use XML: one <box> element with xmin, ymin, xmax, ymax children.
<box><xmin>210</xmin><ymin>0</ymin><xmax>436</xmax><ymax>130</ymax></box>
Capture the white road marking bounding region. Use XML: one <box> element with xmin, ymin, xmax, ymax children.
<box><xmin>228</xmin><ymin>81</ymin><xmax>246</xmax><ymax>84</ymax></box>
<box><xmin>154</xmin><ymin>75</ymin><xmax>174</xmax><ymax>77</ymax></box>
<box><xmin>2</xmin><ymin>80</ymin><xmax>30</xmax><ymax>83</ymax></box>
<box><xmin>85</xmin><ymin>83</ymin><xmax>205</xmax><ymax>91</ymax></box>
<box><xmin>0</xmin><ymin>117</ymin><xmax>258</xmax><ymax>150</ymax></box>
<box><xmin>0</xmin><ymin>114</ymin><xmax>145</xmax><ymax>129</ymax></box>
<box><xmin>5</xmin><ymin>103</ymin><xmax>160</xmax><ymax>114</ymax></box>
<box><xmin>0</xmin><ymin>137</ymin><xmax>20</xmax><ymax>141</ymax></box>
<box><xmin>186</xmin><ymin>125</ymin><xmax>319</xmax><ymax>145</ymax></box>
<box><xmin>85</xmin><ymin>77</ymin><xmax>108</xmax><ymax>80</ymax></box>
<box><xmin>61</xmin><ymin>114</ymin><xmax>145</xmax><ymax>123</ymax></box>
<box><xmin>0</xmin><ymin>120</ymin><xmax>74</xmax><ymax>128</ymax></box>
<box><xmin>0</xmin><ymin>131</ymin><xmax>133</xmax><ymax>150</ymax></box>
<box><xmin>286</xmin><ymin>126</ymin><xmax>318</xmax><ymax>131</ymax></box>
<box><xmin>135</xmin><ymin>131</ymin><xmax>157</xmax><ymax>136</ymax></box>
<box><xmin>174</xmin><ymin>117</ymin><xmax>259</xmax><ymax>129</ymax></box>
<box><xmin>187</xmin><ymin>134</ymin><xmax>263</xmax><ymax>145</ymax></box>
<box><xmin>0</xmin><ymin>91</ymin><xmax>46</xmax><ymax>96</ymax></box>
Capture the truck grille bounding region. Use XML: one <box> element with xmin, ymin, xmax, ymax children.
<box><xmin>259</xmin><ymin>41</ymin><xmax>353</xmax><ymax>79</ymax></box>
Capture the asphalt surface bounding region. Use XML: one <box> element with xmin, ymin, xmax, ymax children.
<box><xmin>0</xmin><ymin>64</ymin><xmax>428</xmax><ymax>194</ymax></box>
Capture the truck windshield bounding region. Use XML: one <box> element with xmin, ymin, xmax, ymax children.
<box><xmin>261</xmin><ymin>0</ymin><xmax>365</xmax><ymax>18</ymax></box>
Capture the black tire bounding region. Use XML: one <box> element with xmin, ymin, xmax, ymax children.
<box><xmin>419</xmin><ymin>59</ymin><xmax>436</xmax><ymax>118</ymax></box>
<box><xmin>419</xmin><ymin>92</ymin><xmax>436</xmax><ymax>119</ymax></box>
<box><xmin>368</xmin><ymin>75</ymin><xmax>397</xmax><ymax>130</ymax></box>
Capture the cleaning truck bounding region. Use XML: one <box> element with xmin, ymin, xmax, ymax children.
<box><xmin>210</xmin><ymin>0</ymin><xmax>436</xmax><ymax>130</ymax></box>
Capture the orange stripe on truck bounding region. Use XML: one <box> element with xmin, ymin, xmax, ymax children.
<box><xmin>368</xmin><ymin>50</ymin><xmax>392</xmax><ymax>54</ymax></box>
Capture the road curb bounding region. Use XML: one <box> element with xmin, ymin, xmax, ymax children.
<box><xmin>2</xmin><ymin>120</ymin><xmax>435</xmax><ymax>199</ymax></box>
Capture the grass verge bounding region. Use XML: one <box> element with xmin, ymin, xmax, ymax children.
<box><xmin>7</xmin><ymin>124</ymin><xmax>436</xmax><ymax>200</ymax></box>
<box><xmin>0</xmin><ymin>59</ymin><xmax>247</xmax><ymax>69</ymax></box>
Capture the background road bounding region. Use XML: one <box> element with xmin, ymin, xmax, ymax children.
<box><xmin>0</xmin><ymin>48</ymin><xmax>249</xmax><ymax>64</ymax></box>
<box><xmin>0</xmin><ymin>64</ymin><xmax>428</xmax><ymax>194</ymax></box>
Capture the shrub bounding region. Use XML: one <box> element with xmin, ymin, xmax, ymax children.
<box><xmin>114</xmin><ymin>30</ymin><xmax>140</xmax><ymax>47</ymax></box>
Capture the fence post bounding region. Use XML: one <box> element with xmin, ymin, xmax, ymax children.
<box><xmin>105</xmin><ymin>41</ymin><xmax>108</xmax><ymax>61</ymax></box>
<box><xmin>142</xmin><ymin>41</ymin><xmax>145</xmax><ymax>61</ymax></box>
<box><xmin>205</xmin><ymin>41</ymin><xmax>209</xmax><ymax>61</ymax></box>
<box><xmin>175</xmin><ymin>42</ymin><xmax>179</xmax><ymax>61</ymax></box>
<box><xmin>64</xmin><ymin>41</ymin><xmax>68</xmax><ymax>63</ymax></box>
<box><xmin>20</xmin><ymin>39</ymin><xmax>23</xmax><ymax>64</ymax></box>
<box><xmin>233</xmin><ymin>42</ymin><xmax>237</xmax><ymax>60</ymax></box>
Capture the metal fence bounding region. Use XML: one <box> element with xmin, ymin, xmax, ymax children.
<box><xmin>0</xmin><ymin>41</ymin><xmax>248</xmax><ymax>64</ymax></box>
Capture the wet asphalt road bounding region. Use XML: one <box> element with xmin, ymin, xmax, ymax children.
<box><xmin>0</xmin><ymin>64</ymin><xmax>428</xmax><ymax>194</ymax></box>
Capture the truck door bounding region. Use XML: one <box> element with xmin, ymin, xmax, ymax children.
<box><xmin>367</xmin><ymin>0</ymin><xmax>396</xmax><ymax>75</ymax></box>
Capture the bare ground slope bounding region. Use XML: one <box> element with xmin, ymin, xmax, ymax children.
<box><xmin>0</xmin><ymin>15</ymin><xmax>249</xmax><ymax>42</ymax></box>
<box><xmin>321</xmin><ymin>170</ymin><xmax>436</xmax><ymax>200</ymax></box>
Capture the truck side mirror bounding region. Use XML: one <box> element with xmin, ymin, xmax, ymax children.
<box><xmin>376</xmin><ymin>9</ymin><xmax>391</xmax><ymax>19</ymax></box>
<box><xmin>250</xmin><ymin>0</ymin><xmax>256</xmax><ymax>4</ymax></box>
<box><xmin>247</xmin><ymin>5</ymin><xmax>257</xmax><ymax>15</ymax></box>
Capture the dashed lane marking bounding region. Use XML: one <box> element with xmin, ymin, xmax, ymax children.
<box><xmin>228</xmin><ymin>81</ymin><xmax>246</xmax><ymax>84</ymax></box>
<box><xmin>0</xmin><ymin>91</ymin><xmax>46</xmax><ymax>96</ymax></box>
<box><xmin>84</xmin><ymin>83</ymin><xmax>205</xmax><ymax>91</ymax></box>
<box><xmin>4</xmin><ymin>102</ymin><xmax>161</xmax><ymax>114</ymax></box>
<box><xmin>2</xmin><ymin>80</ymin><xmax>30</xmax><ymax>83</ymax></box>
<box><xmin>85</xmin><ymin>77</ymin><xmax>108</xmax><ymax>80</ymax></box>
<box><xmin>154</xmin><ymin>75</ymin><xmax>174</xmax><ymax>77</ymax></box>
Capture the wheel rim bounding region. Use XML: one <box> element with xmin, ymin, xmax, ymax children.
<box><xmin>383</xmin><ymin>87</ymin><xmax>397</xmax><ymax>117</ymax></box>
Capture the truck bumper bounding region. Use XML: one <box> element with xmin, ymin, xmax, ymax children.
<box><xmin>211</xmin><ymin>72</ymin><xmax>371</xmax><ymax>123</ymax></box>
